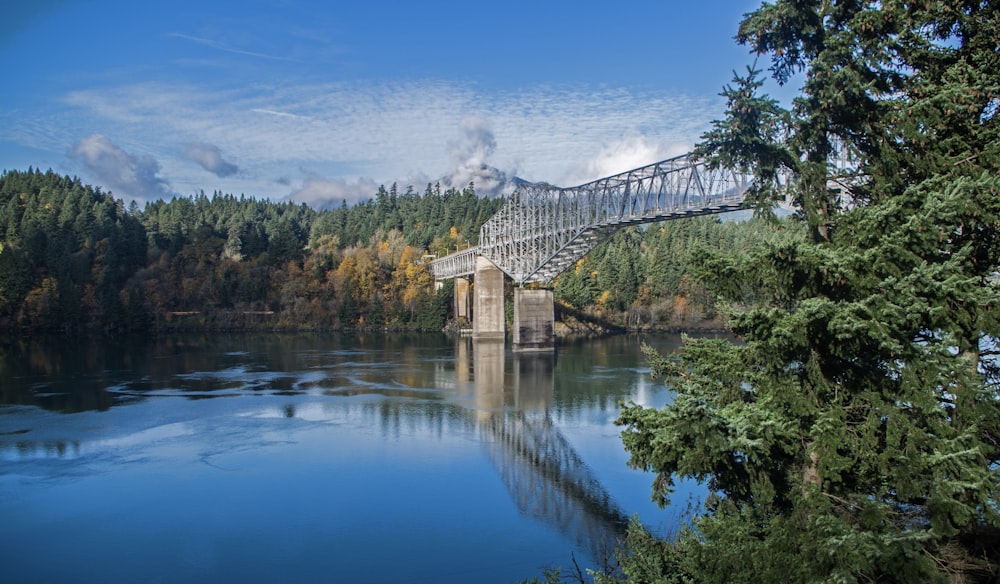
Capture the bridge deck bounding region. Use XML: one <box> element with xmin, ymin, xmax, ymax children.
<box><xmin>431</xmin><ymin>153</ymin><xmax>752</xmax><ymax>284</ymax></box>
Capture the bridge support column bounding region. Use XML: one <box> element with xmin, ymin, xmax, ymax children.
<box><xmin>454</xmin><ymin>277</ymin><xmax>471</xmax><ymax>322</ymax></box>
<box><xmin>472</xmin><ymin>256</ymin><xmax>505</xmax><ymax>340</ymax></box>
<box><xmin>512</xmin><ymin>288</ymin><xmax>555</xmax><ymax>352</ymax></box>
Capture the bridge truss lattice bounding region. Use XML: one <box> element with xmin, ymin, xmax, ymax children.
<box><xmin>430</xmin><ymin>153</ymin><xmax>755</xmax><ymax>284</ymax></box>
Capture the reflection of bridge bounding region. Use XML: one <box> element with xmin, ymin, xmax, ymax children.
<box><xmin>483</xmin><ymin>412</ymin><xmax>627</xmax><ymax>562</ymax></box>
<box><xmin>454</xmin><ymin>338</ymin><xmax>628</xmax><ymax>562</ymax></box>
<box><xmin>430</xmin><ymin>153</ymin><xmax>753</xmax><ymax>350</ymax></box>
<box><xmin>345</xmin><ymin>339</ymin><xmax>629</xmax><ymax>563</ymax></box>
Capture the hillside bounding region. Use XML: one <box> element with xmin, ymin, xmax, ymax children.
<box><xmin>0</xmin><ymin>167</ymin><xmax>796</xmax><ymax>333</ymax></box>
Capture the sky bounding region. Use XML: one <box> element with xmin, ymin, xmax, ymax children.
<box><xmin>0</xmin><ymin>0</ymin><xmax>777</xmax><ymax>208</ymax></box>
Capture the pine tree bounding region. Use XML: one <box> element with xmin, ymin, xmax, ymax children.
<box><xmin>616</xmin><ymin>2</ymin><xmax>1000</xmax><ymax>582</ymax></box>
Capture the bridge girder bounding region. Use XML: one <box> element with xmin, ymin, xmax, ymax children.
<box><xmin>432</xmin><ymin>153</ymin><xmax>752</xmax><ymax>284</ymax></box>
<box><xmin>431</xmin><ymin>146</ymin><xmax>860</xmax><ymax>285</ymax></box>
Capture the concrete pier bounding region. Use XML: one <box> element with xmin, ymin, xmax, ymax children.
<box><xmin>454</xmin><ymin>277</ymin><xmax>470</xmax><ymax>321</ymax></box>
<box><xmin>512</xmin><ymin>288</ymin><xmax>555</xmax><ymax>351</ymax></box>
<box><xmin>472</xmin><ymin>256</ymin><xmax>505</xmax><ymax>340</ymax></box>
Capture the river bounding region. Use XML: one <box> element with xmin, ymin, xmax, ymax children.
<box><xmin>0</xmin><ymin>332</ymin><xmax>704</xmax><ymax>583</ymax></box>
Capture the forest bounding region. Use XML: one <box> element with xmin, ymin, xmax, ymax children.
<box><xmin>0</xmin><ymin>167</ymin><xmax>785</xmax><ymax>334</ymax></box>
<box><xmin>4</xmin><ymin>1</ymin><xmax>997</xmax><ymax>582</ymax></box>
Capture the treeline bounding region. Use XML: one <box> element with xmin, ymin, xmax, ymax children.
<box><xmin>0</xmin><ymin>169</ymin><xmax>147</xmax><ymax>331</ymax></box>
<box><xmin>554</xmin><ymin>215</ymin><xmax>803</xmax><ymax>329</ymax></box>
<box><xmin>0</xmin><ymin>167</ymin><xmax>795</xmax><ymax>333</ymax></box>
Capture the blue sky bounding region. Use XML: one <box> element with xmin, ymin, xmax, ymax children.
<box><xmin>1</xmin><ymin>0</ymin><xmax>772</xmax><ymax>207</ymax></box>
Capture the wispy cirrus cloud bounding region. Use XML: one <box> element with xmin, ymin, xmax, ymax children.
<box><xmin>22</xmin><ymin>78</ymin><xmax>722</xmax><ymax>205</ymax></box>
<box><xmin>250</xmin><ymin>108</ymin><xmax>311</xmax><ymax>120</ymax></box>
<box><xmin>167</xmin><ymin>32</ymin><xmax>299</xmax><ymax>62</ymax></box>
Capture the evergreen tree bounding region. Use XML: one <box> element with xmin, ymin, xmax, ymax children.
<box><xmin>0</xmin><ymin>169</ymin><xmax>147</xmax><ymax>331</ymax></box>
<box><xmin>616</xmin><ymin>2</ymin><xmax>1000</xmax><ymax>582</ymax></box>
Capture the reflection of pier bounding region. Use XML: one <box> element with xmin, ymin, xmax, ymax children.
<box><xmin>456</xmin><ymin>338</ymin><xmax>629</xmax><ymax>561</ymax></box>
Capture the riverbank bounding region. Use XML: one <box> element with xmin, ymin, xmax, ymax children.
<box><xmin>2</xmin><ymin>304</ymin><xmax>726</xmax><ymax>337</ymax></box>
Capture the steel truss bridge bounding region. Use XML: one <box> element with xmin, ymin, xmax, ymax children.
<box><xmin>430</xmin><ymin>153</ymin><xmax>755</xmax><ymax>285</ymax></box>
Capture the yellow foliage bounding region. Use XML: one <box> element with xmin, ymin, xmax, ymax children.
<box><xmin>398</xmin><ymin>246</ymin><xmax>422</xmax><ymax>266</ymax></box>
<box><xmin>672</xmin><ymin>295</ymin><xmax>689</xmax><ymax>317</ymax></box>
<box><xmin>334</xmin><ymin>256</ymin><xmax>357</xmax><ymax>292</ymax></box>
<box><xmin>402</xmin><ymin>285</ymin><xmax>420</xmax><ymax>310</ymax></box>
<box><xmin>596</xmin><ymin>290</ymin><xmax>612</xmax><ymax>310</ymax></box>
<box><xmin>351</xmin><ymin>248</ymin><xmax>380</xmax><ymax>300</ymax></box>
<box><xmin>312</xmin><ymin>233</ymin><xmax>341</xmax><ymax>253</ymax></box>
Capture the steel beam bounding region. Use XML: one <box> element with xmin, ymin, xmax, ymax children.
<box><xmin>430</xmin><ymin>147</ymin><xmax>859</xmax><ymax>284</ymax></box>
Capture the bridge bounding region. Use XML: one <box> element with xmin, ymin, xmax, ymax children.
<box><xmin>430</xmin><ymin>153</ymin><xmax>753</xmax><ymax>284</ymax></box>
<box><xmin>429</xmin><ymin>152</ymin><xmax>758</xmax><ymax>350</ymax></box>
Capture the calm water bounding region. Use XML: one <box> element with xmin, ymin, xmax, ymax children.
<box><xmin>0</xmin><ymin>332</ymin><xmax>702</xmax><ymax>583</ymax></box>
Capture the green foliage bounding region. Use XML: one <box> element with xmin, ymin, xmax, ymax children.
<box><xmin>0</xmin><ymin>169</ymin><xmax>147</xmax><ymax>332</ymax></box>
<box><xmin>693</xmin><ymin>65</ymin><xmax>793</xmax><ymax>213</ymax></box>
<box><xmin>516</xmin><ymin>568</ymin><xmax>575</xmax><ymax>584</ymax></box>
<box><xmin>617</xmin><ymin>2</ymin><xmax>1000</xmax><ymax>582</ymax></box>
<box><xmin>592</xmin><ymin>518</ymin><xmax>695</xmax><ymax>584</ymax></box>
<box><xmin>553</xmin><ymin>216</ymin><xmax>807</xmax><ymax>329</ymax></box>
<box><xmin>0</xmin><ymin>175</ymin><xmax>471</xmax><ymax>332</ymax></box>
<box><xmin>306</xmin><ymin>181</ymin><xmax>500</xmax><ymax>253</ymax></box>
<box><xmin>0</xmin><ymin>165</ymin><xmax>798</xmax><ymax>333</ymax></box>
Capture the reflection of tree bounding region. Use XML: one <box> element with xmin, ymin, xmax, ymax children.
<box><xmin>0</xmin><ymin>337</ymin><xmax>121</xmax><ymax>412</ymax></box>
<box><xmin>462</xmin><ymin>339</ymin><xmax>628</xmax><ymax>562</ymax></box>
<box><xmin>2</xmin><ymin>332</ymin><xmax>632</xmax><ymax>561</ymax></box>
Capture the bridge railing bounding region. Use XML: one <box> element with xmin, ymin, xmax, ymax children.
<box><xmin>428</xmin><ymin>247</ymin><xmax>477</xmax><ymax>280</ymax></box>
<box><xmin>430</xmin><ymin>143</ymin><xmax>863</xmax><ymax>283</ymax></box>
<box><xmin>472</xmin><ymin>154</ymin><xmax>755</xmax><ymax>283</ymax></box>
<box><xmin>429</xmin><ymin>151</ymin><xmax>842</xmax><ymax>283</ymax></box>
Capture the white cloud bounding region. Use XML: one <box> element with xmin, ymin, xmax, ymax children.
<box><xmin>69</xmin><ymin>133</ymin><xmax>171</xmax><ymax>202</ymax></box>
<box><xmin>566</xmin><ymin>134</ymin><xmax>690</xmax><ymax>186</ymax></box>
<box><xmin>184</xmin><ymin>142</ymin><xmax>239</xmax><ymax>177</ymax></box>
<box><xmin>38</xmin><ymin>79</ymin><xmax>722</xmax><ymax>204</ymax></box>
<box><xmin>251</xmin><ymin>108</ymin><xmax>311</xmax><ymax>120</ymax></box>
<box><xmin>441</xmin><ymin>117</ymin><xmax>512</xmax><ymax>195</ymax></box>
<box><xmin>288</xmin><ymin>174</ymin><xmax>378</xmax><ymax>208</ymax></box>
